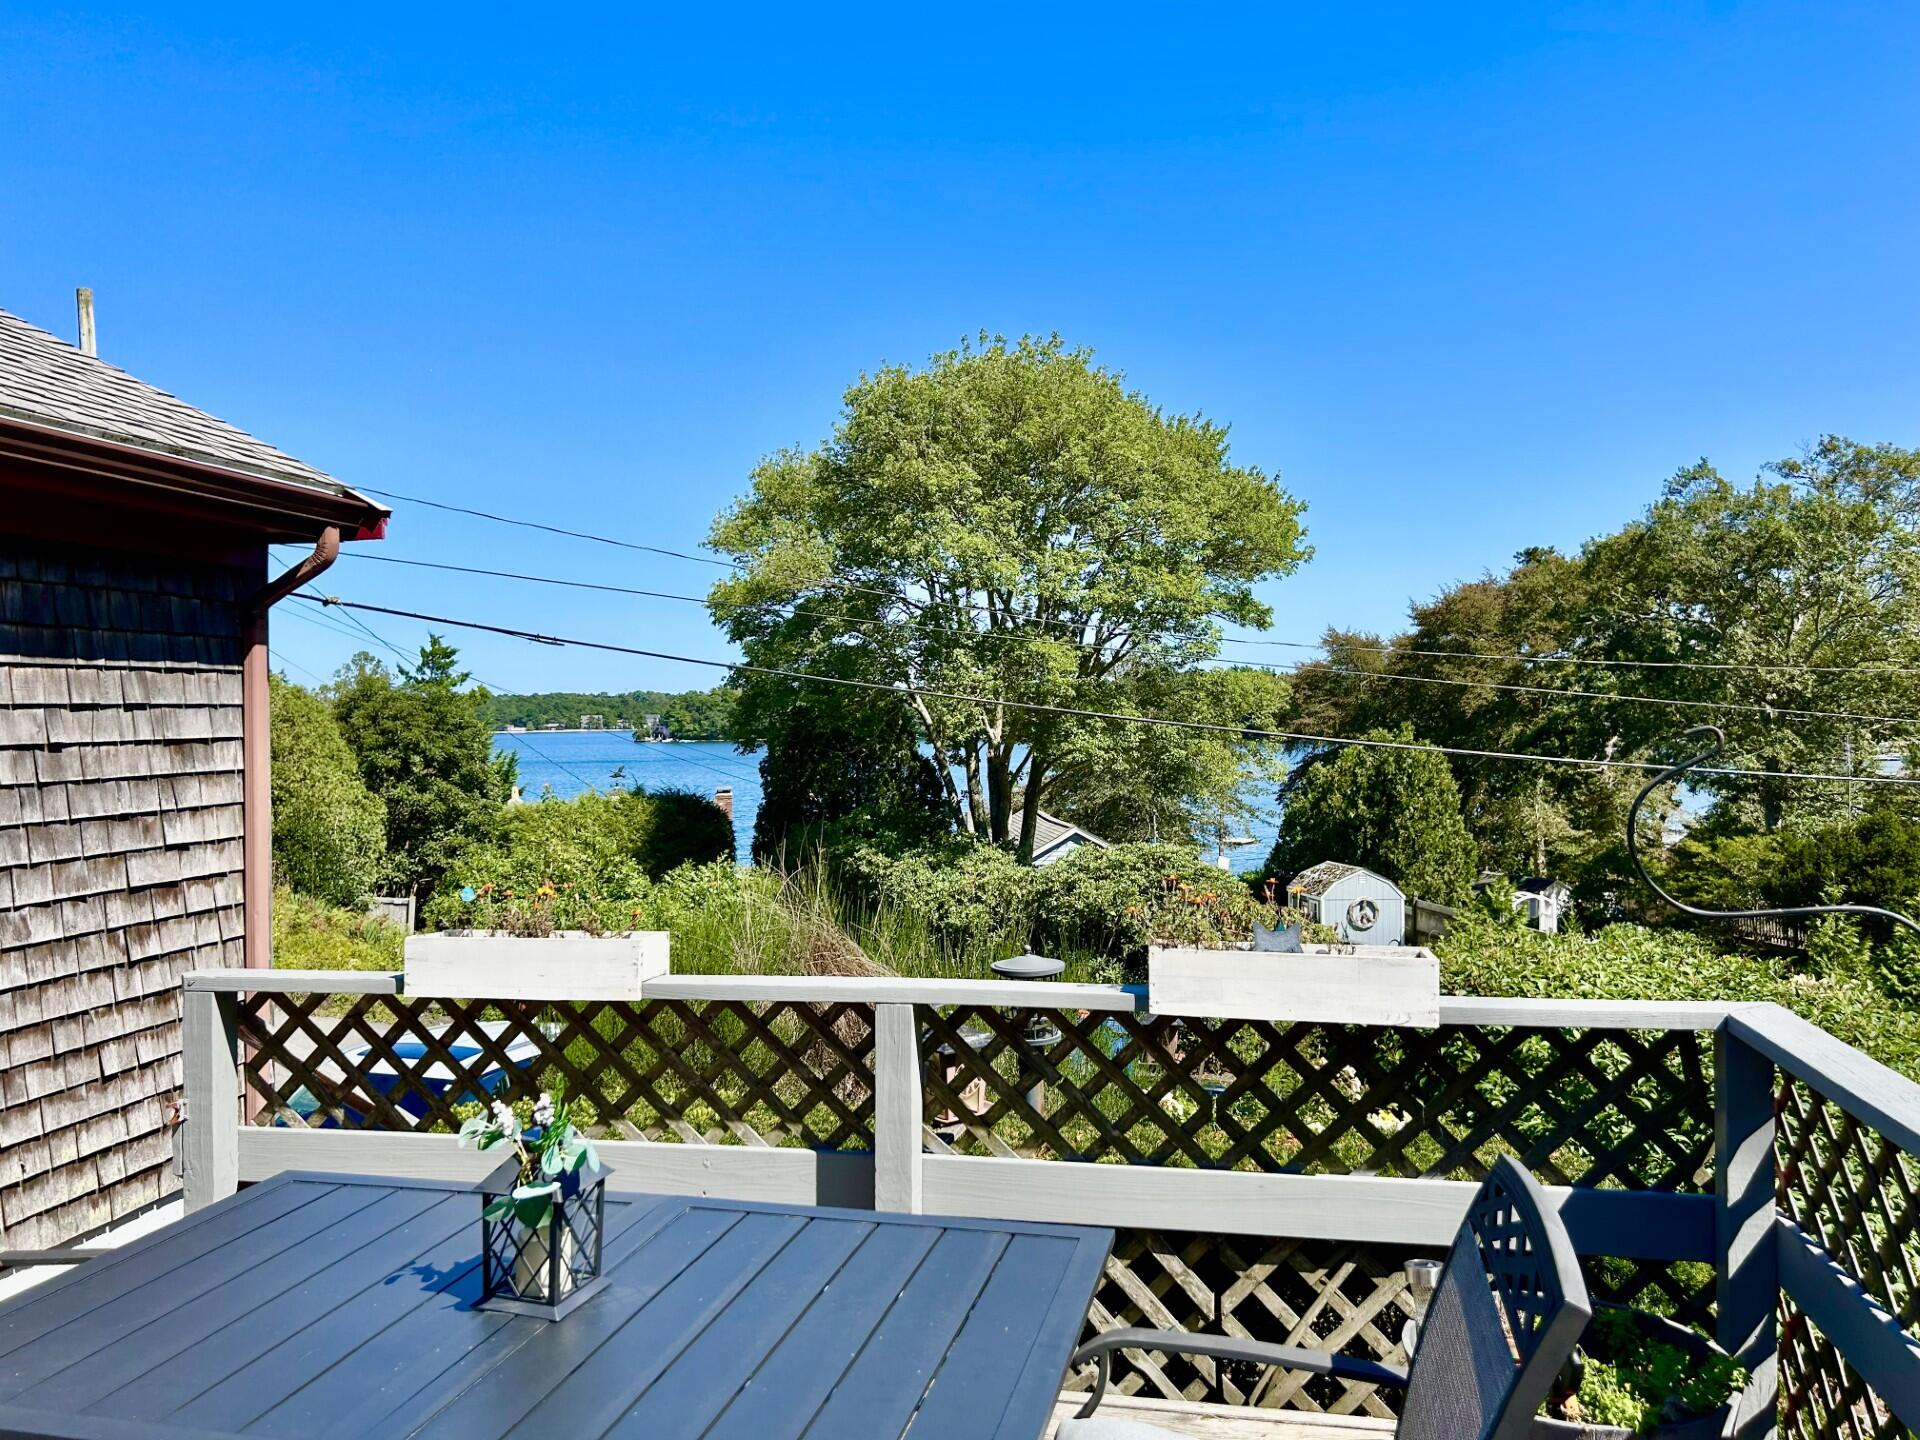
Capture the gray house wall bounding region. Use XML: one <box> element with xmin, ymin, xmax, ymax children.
<box><xmin>0</xmin><ymin>536</ymin><xmax>255</xmax><ymax>1250</ymax></box>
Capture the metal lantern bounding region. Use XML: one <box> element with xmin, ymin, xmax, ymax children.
<box><xmin>476</xmin><ymin>1155</ymin><xmax>610</xmax><ymax>1321</ymax></box>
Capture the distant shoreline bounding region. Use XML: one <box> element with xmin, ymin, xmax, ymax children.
<box><xmin>493</xmin><ymin>727</ymin><xmax>636</xmax><ymax>736</ymax></box>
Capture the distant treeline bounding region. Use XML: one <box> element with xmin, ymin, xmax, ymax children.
<box><xmin>481</xmin><ymin>686</ymin><xmax>735</xmax><ymax>740</ymax></box>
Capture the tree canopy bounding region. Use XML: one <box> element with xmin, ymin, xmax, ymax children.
<box><xmin>709</xmin><ymin>334</ymin><xmax>1310</xmax><ymax>858</ymax></box>
<box><xmin>329</xmin><ymin>638</ymin><xmax>516</xmax><ymax>900</ymax></box>
<box><xmin>1264</xmin><ymin>727</ymin><xmax>1477</xmax><ymax>904</ymax></box>
<box><xmin>269</xmin><ymin>673</ymin><xmax>386</xmax><ymax>906</ymax></box>
<box><xmin>1286</xmin><ymin>437</ymin><xmax>1920</xmax><ymax>911</ymax></box>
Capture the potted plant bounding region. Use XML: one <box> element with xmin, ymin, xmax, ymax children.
<box><xmin>459</xmin><ymin>1088</ymin><xmax>610</xmax><ymax>1320</ymax></box>
<box><xmin>1537</xmin><ymin>1306</ymin><xmax>1748</xmax><ymax>1437</ymax></box>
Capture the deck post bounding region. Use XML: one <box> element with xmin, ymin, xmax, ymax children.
<box><xmin>873</xmin><ymin>1003</ymin><xmax>924</xmax><ymax>1213</ymax></box>
<box><xmin>181</xmin><ymin>984</ymin><xmax>241</xmax><ymax>1212</ymax></box>
<box><xmin>1716</xmin><ymin>1022</ymin><xmax>1780</xmax><ymax>1440</ymax></box>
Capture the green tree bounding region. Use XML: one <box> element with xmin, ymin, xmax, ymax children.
<box><xmin>269</xmin><ymin>673</ymin><xmax>386</xmax><ymax>906</ymax></box>
<box><xmin>329</xmin><ymin>640</ymin><xmax>515</xmax><ymax>901</ymax></box>
<box><xmin>1044</xmin><ymin>664</ymin><xmax>1292</xmax><ymax>850</ymax></box>
<box><xmin>1264</xmin><ymin>728</ymin><xmax>1476</xmax><ymax>903</ymax></box>
<box><xmin>737</xmin><ymin>676</ymin><xmax>949</xmax><ymax>862</ymax></box>
<box><xmin>709</xmin><ymin>334</ymin><xmax>1310</xmax><ymax>859</ymax></box>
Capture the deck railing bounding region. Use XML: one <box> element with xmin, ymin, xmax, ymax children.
<box><xmin>178</xmin><ymin>970</ymin><xmax>1920</xmax><ymax>1437</ymax></box>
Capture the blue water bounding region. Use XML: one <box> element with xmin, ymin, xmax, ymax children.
<box><xmin>491</xmin><ymin>731</ymin><xmax>1276</xmax><ymax>872</ymax></box>
<box><xmin>494</xmin><ymin>731</ymin><xmax>763</xmax><ymax>864</ymax></box>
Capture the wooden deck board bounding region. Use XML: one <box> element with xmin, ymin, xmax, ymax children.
<box><xmin>1049</xmin><ymin>1394</ymin><xmax>1395</xmax><ymax>1438</ymax></box>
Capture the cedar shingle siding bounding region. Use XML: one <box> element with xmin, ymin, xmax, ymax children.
<box><xmin>0</xmin><ymin>535</ymin><xmax>252</xmax><ymax>1249</ymax></box>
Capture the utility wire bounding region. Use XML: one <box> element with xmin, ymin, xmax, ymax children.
<box><xmin>343</xmin><ymin>493</ymin><xmax>1170</xmax><ymax>642</ymax></box>
<box><xmin>1208</xmin><ymin>659</ymin><xmax>1920</xmax><ymax>727</ymax></box>
<box><xmin>318</xmin><ymin>583</ymin><xmax>760</xmax><ymax>791</ymax></box>
<box><xmin>304</xmin><ymin>597</ymin><xmax>611</xmax><ymax>795</ymax></box>
<box><xmin>1231</xmin><ymin>633</ymin><xmax>1920</xmax><ymax>678</ymax></box>
<box><xmin>328</xmin><ymin>551</ymin><xmax>1143</xmax><ymax>654</ymax></box>
<box><xmin>326</xmin><ymin>550</ymin><xmax>1920</xmax><ymax>727</ymax></box>
<box><xmin>331</xmin><ymin>498</ymin><xmax>1920</xmax><ymax>677</ymax></box>
<box><xmin>293</xmin><ymin>591</ymin><xmax>1920</xmax><ymax>789</ymax></box>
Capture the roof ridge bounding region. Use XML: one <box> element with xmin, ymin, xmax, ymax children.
<box><xmin>0</xmin><ymin>302</ymin><xmax>354</xmax><ymax>498</ymax></box>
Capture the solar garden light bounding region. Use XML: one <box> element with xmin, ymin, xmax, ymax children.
<box><xmin>991</xmin><ymin>953</ymin><xmax>1065</xmax><ymax>1114</ymax></box>
<box><xmin>1400</xmin><ymin>1258</ymin><xmax>1445</xmax><ymax>1355</ymax></box>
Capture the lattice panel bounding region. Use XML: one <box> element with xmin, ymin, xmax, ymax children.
<box><xmin>1779</xmin><ymin>1308</ymin><xmax>1908</xmax><ymax>1440</ymax></box>
<box><xmin>922</xmin><ymin>1007</ymin><xmax>1714</xmax><ymax>1189</ymax></box>
<box><xmin>1776</xmin><ymin>1073</ymin><xmax>1919</xmax><ymax>1440</ymax></box>
<box><xmin>236</xmin><ymin>993</ymin><xmax>875</xmax><ymax>1149</ymax></box>
<box><xmin>1063</xmin><ymin>1230</ymin><xmax>1715</xmax><ymax>1417</ymax></box>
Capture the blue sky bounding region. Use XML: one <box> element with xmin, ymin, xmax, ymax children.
<box><xmin>2</xmin><ymin>4</ymin><xmax>1916</xmax><ymax>694</ymax></box>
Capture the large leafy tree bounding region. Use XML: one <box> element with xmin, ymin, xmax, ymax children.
<box><xmin>708</xmin><ymin>334</ymin><xmax>1310</xmax><ymax>858</ymax></box>
<box><xmin>1264</xmin><ymin>728</ymin><xmax>1477</xmax><ymax>904</ymax></box>
<box><xmin>1289</xmin><ymin>438</ymin><xmax>1920</xmax><ymax>904</ymax></box>
<box><xmin>269</xmin><ymin>673</ymin><xmax>386</xmax><ymax>906</ymax></box>
<box><xmin>329</xmin><ymin>638</ymin><xmax>515</xmax><ymax>901</ymax></box>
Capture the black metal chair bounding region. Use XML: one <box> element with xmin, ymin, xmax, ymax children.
<box><xmin>1056</xmin><ymin>1155</ymin><xmax>1592</xmax><ymax>1440</ymax></box>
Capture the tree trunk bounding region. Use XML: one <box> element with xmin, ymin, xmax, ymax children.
<box><xmin>962</xmin><ymin>744</ymin><xmax>987</xmax><ymax>835</ymax></box>
<box><xmin>1016</xmin><ymin>757</ymin><xmax>1048</xmax><ymax>862</ymax></box>
<box><xmin>987</xmin><ymin>748</ymin><xmax>1012</xmax><ymax>844</ymax></box>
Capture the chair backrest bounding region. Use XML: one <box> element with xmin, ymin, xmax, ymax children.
<box><xmin>1396</xmin><ymin>1155</ymin><xmax>1592</xmax><ymax>1440</ymax></box>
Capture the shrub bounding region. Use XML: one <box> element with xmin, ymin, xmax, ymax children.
<box><xmin>838</xmin><ymin>840</ymin><xmax>1037</xmax><ymax>955</ymax></box>
<box><xmin>1436</xmin><ymin>910</ymin><xmax>1920</xmax><ymax>1079</ymax></box>
<box><xmin>422</xmin><ymin>791</ymin><xmax>650</xmax><ymax>933</ymax></box>
<box><xmin>1032</xmin><ymin>843</ymin><xmax>1264</xmax><ymax>958</ymax></box>
<box><xmin>636</xmin><ymin>787</ymin><xmax>735</xmax><ymax>878</ymax></box>
<box><xmin>269</xmin><ymin>675</ymin><xmax>386</xmax><ymax>906</ymax></box>
<box><xmin>271</xmin><ymin>886</ymin><xmax>403</xmax><ymax>972</ymax></box>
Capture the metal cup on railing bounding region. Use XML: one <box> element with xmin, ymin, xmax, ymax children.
<box><xmin>992</xmin><ymin>954</ymin><xmax>1065</xmax><ymax>1116</ymax></box>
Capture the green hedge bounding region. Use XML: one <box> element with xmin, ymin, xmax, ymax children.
<box><xmin>1437</xmin><ymin>911</ymin><xmax>1920</xmax><ymax>1079</ymax></box>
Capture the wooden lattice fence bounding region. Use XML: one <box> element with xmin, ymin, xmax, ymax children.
<box><xmin>236</xmin><ymin>992</ymin><xmax>877</xmax><ymax>1150</ymax></box>
<box><xmin>1775</xmin><ymin>1072</ymin><xmax>1920</xmax><ymax>1440</ymax></box>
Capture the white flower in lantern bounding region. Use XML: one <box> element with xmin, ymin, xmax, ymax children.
<box><xmin>533</xmin><ymin>1092</ymin><xmax>556</xmax><ymax>1129</ymax></box>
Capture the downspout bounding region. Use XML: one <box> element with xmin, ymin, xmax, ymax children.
<box><xmin>241</xmin><ymin>526</ymin><xmax>341</xmax><ymax>969</ymax></box>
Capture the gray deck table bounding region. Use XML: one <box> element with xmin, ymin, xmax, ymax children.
<box><xmin>0</xmin><ymin>1171</ymin><xmax>1113</xmax><ymax>1440</ymax></box>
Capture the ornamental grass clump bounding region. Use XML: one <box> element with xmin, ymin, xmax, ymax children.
<box><xmin>458</xmin><ymin>1088</ymin><xmax>602</xmax><ymax>1231</ymax></box>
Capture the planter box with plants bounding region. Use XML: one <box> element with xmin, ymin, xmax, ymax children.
<box><xmin>1146</xmin><ymin>942</ymin><xmax>1440</xmax><ymax>1026</ymax></box>
<box><xmin>403</xmin><ymin>930</ymin><xmax>669</xmax><ymax>1000</ymax></box>
<box><xmin>1535</xmin><ymin>1306</ymin><xmax>1746</xmax><ymax>1437</ymax></box>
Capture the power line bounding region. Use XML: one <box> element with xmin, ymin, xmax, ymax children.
<box><xmin>293</xmin><ymin>591</ymin><xmax>1920</xmax><ymax>789</ymax></box>
<box><xmin>327</xmin><ymin>549</ymin><xmax>1920</xmax><ymax>727</ymax></box>
<box><xmin>316</xmin><ymin>599</ymin><xmax>612</xmax><ymax>795</ymax></box>
<box><xmin>336</xmin><ymin>496</ymin><xmax>1920</xmax><ymax>676</ymax></box>
<box><xmin>1210</xmin><ymin>659</ymin><xmax>1920</xmax><ymax>728</ymax></box>
<box><xmin>330</xmin><ymin>592</ymin><xmax>763</xmax><ymax>790</ymax></box>
<box><xmin>1225</xmin><ymin>632</ymin><xmax>1920</xmax><ymax>679</ymax></box>
<box><xmin>342</xmin><ymin>493</ymin><xmax>1169</xmax><ymax>642</ymax></box>
<box><xmin>269</xmin><ymin>649</ymin><xmax>327</xmax><ymax>686</ymax></box>
<box><xmin>327</xmin><ymin>551</ymin><xmax>1143</xmax><ymax>655</ymax></box>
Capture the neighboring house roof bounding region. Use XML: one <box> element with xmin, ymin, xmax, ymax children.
<box><xmin>1515</xmin><ymin>877</ymin><xmax>1570</xmax><ymax>896</ymax></box>
<box><xmin>0</xmin><ymin>306</ymin><xmax>385</xmax><ymax>529</ymax></box>
<box><xmin>1287</xmin><ymin>860</ymin><xmax>1400</xmax><ymax>897</ymax></box>
<box><xmin>1030</xmin><ymin>810</ymin><xmax>1108</xmax><ymax>862</ymax></box>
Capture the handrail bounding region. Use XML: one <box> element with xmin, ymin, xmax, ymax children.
<box><xmin>1728</xmin><ymin>1004</ymin><xmax>1920</xmax><ymax>1159</ymax></box>
<box><xmin>180</xmin><ymin>968</ymin><xmax>1746</xmax><ymax>1030</ymax></box>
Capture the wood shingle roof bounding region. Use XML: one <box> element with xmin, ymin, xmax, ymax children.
<box><xmin>0</xmin><ymin>306</ymin><xmax>361</xmax><ymax>500</ymax></box>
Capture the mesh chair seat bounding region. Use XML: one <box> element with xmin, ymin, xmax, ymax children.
<box><xmin>1058</xmin><ymin>1156</ymin><xmax>1592</xmax><ymax>1440</ymax></box>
